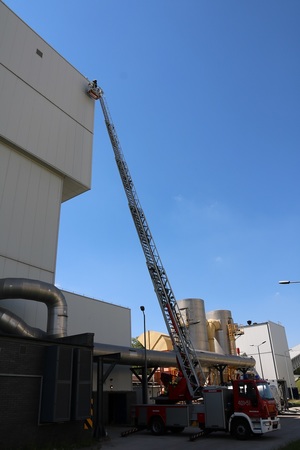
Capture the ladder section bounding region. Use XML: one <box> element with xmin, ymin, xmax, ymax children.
<box><xmin>97</xmin><ymin>89</ymin><xmax>205</xmax><ymax>398</ymax></box>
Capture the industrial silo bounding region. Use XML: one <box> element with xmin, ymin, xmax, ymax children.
<box><xmin>177</xmin><ymin>298</ymin><xmax>209</xmax><ymax>351</ymax></box>
<box><xmin>206</xmin><ymin>309</ymin><xmax>234</xmax><ymax>355</ymax></box>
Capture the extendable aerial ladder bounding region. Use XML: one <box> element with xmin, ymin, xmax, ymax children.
<box><xmin>87</xmin><ymin>81</ymin><xmax>205</xmax><ymax>398</ymax></box>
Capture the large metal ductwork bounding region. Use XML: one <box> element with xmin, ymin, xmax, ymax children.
<box><xmin>0</xmin><ymin>278</ymin><xmax>255</xmax><ymax>371</ymax></box>
<box><xmin>0</xmin><ymin>278</ymin><xmax>68</xmax><ymax>338</ymax></box>
<box><xmin>207</xmin><ymin>319</ymin><xmax>222</xmax><ymax>353</ymax></box>
<box><xmin>206</xmin><ymin>309</ymin><xmax>233</xmax><ymax>354</ymax></box>
<box><xmin>93</xmin><ymin>342</ymin><xmax>255</xmax><ymax>370</ymax></box>
<box><xmin>0</xmin><ymin>306</ymin><xmax>47</xmax><ymax>339</ymax></box>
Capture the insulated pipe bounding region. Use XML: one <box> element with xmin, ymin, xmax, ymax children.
<box><xmin>93</xmin><ymin>342</ymin><xmax>255</xmax><ymax>370</ymax></box>
<box><xmin>0</xmin><ymin>278</ymin><xmax>68</xmax><ymax>338</ymax></box>
<box><xmin>0</xmin><ymin>299</ymin><xmax>255</xmax><ymax>369</ymax></box>
<box><xmin>0</xmin><ymin>278</ymin><xmax>255</xmax><ymax>370</ymax></box>
<box><xmin>0</xmin><ymin>306</ymin><xmax>47</xmax><ymax>339</ymax></box>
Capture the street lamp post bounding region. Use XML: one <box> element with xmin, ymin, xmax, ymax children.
<box><xmin>250</xmin><ymin>341</ymin><xmax>266</xmax><ymax>379</ymax></box>
<box><xmin>140</xmin><ymin>306</ymin><xmax>148</xmax><ymax>404</ymax></box>
<box><xmin>279</xmin><ymin>280</ymin><xmax>300</xmax><ymax>284</ymax></box>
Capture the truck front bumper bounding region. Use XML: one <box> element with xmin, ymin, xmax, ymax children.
<box><xmin>252</xmin><ymin>417</ymin><xmax>280</xmax><ymax>434</ymax></box>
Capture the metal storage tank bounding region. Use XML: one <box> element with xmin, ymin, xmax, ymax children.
<box><xmin>206</xmin><ymin>309</ymin><xmax>233</xmax><ymax>355</ymax></box>
<box><xmin>177</xmin><ymin>298</ymin><xmax>209</xmax><ymax>351</ymax></box>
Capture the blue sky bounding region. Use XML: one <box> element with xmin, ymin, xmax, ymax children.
<box><xmin>5</xmin><ymin>1</ymin><xmax>300</xmax><ymax>347</ymax></box>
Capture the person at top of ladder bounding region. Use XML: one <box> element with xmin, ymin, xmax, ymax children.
<box><xmin>87</xmin><ymin>80</ymin><xmax>101</xmax><ymax>100</ymax></box>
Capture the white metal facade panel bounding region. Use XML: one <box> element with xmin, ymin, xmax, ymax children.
<box><xmin>0</xmin><ymin>258</ymin><xmax>53</xmax><ymax>283</ymax></box>
<box><xmin>237</xmin><ymin>322</ymin><xmax>293</xmax><ymax>384</ymax></box>
<box><xmin>0</xmin><ymin>3</ymin><xmax>95</xmax><ymax>200</ymax></box>
<box><xmin>0</xmin><ymin>289</ymin><xmax>131</xmax><ymax>352</ymax></box>
<box><xmin>0</xmin><ymin>6</ymin><xmax>133</xmax><ymax>382</ymax></box>
<box><xmin>237</xmin><ymin>323</ymin><xmax>275</xmax><ymax>378</ymax></box>
<box><xmin>0</xmin><ymin>5</ymin><xmax>96</xmax><ymax>282</ymax></box>
<box><xmin>268</xmin><ymin>321</ymin><xmax>294</xmax><ymax>385</ymax></box>
<box><xmin>0</xmin><ymin>3</ymin><xmax>94</xmax><ymax>129</ymax></box>
<box><xmin>62</xmin><ymin>291</ymin><xmax>131</xmax><ymax>346</ymax></box>
<box><xmin>0</xmin><ymin>142</ymin><xmax>62</xmax><ymax>281</ymax></box>
<box><xmin>268</xmin><ymin>321</ymin><xmax>289</xmax><ymax>355</ymax></box>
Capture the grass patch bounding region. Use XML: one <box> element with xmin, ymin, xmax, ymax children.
<box><xmin>288</xmin><ymin>399</ymin><xmax>300</xmax><ymax>407</ymax></box>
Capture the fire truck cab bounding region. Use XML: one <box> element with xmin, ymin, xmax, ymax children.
<box><xmin>201</xmin><ymin>380</ymin><xmax>280</xmax><ymax>439</ymax></box>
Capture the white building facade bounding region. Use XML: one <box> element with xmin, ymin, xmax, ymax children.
<box><xmin>237</xmin><ymin>321</ymin><xmax>295</xmax><ymax>392</ymax></box>
<box><xmin>0</xmin><ymin>3</ymin><xmax>132</xmax><ymax>393</ymax></box>
<box><xmin>0</xmin><ymin>2</ymin><xmax>94</xmax><ymax>284</ymax></box>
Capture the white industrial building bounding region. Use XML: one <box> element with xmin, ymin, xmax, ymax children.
<box><xmin>290</xmin><ymin>344</ymin><xmax>300</xmax><ymax>377</ymax></box>
<box><xmin>236</xmin><ymin>321</ymin><xmax>296</xmax><ymax>396</ymax></box>
<box><xmin>0</xmin><ymin>1</ymin><xmax>131</xmax><ymax>391</ymax></box>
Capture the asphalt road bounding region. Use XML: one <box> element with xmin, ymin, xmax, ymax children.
<box><xmin>94</xmin><ymin>412</ymin><xmax>300</xmax><ymax>450</ymax></box>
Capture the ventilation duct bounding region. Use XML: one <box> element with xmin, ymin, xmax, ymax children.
<box><xmin>0</xmin><ymin>306</ymin><xmax>46</xmax><ymax>339</ymax></box>
<box><xmin>0</xmin><ymin>278</ymin><xmax>67</xmax><ymax>338</ymax></box>
<box><xmin>93</xmin><ymin>342</ymin><xmax>255</xmax><ymax>369</ymax></box>
<box><xmin>0</xmin><ymin>278</ymin><xmax>255</xmax><ymax>371</ymax></box>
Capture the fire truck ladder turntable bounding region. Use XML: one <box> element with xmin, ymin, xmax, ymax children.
<box><xmin>87</xmin><ymin>81</ymin><xmax>206</xmax><ymax>398</ymax></box>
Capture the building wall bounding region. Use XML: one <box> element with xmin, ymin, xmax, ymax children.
<box><xmin>0</xmin><ymin>8</ymin><xmax>135</xmax><ymax>447</ymax></box>
<box><xmin>0</xmin><ymin>4</ymin><xmax>133</xmax><ymax>401</ymax></box>
<box><xmin>59</xmin><ymin>291</ymin><xmax>133</xmax><ymax>393</ymax></box>
<box><xmin>0</xmin><ymin>143</ymin><xmax>63</xmax><ymax>283</ymax></box>
<box><xmin>0</xmin><ymin>290</ymin><xmax>132</xmax><ymax>350</ymax></box>
<box><xmin>0</xmin><ymin>2</ymin><xmax>94</xmax><ymax>197</ymax></box>
<box><xmin>237</xmin><ymin>321</ymin><xmax>295</xmax><ymax>388</ymax></box>
<box><xmin>63</xmin><ymin>291</ymin><xmax>131</xmax><ymax>346</ymax></box>
<box><xmin>0</xmin><ymin>2</ymin><xmax>95</xmax><ymax>283</ymax></box>
<box><xmin>0</xmin><ymin>334</ymin><xmax>94</xmax><ymax>450</ymax></box>
<box><xmin>0</xmin><ymin>289</ymin><xmax>133</xmax><ymax>392</ymax></box>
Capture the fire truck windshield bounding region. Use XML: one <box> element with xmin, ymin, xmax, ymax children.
<box><xmin>256</xmin><ymin>382</ymin><xmax>274</xmax><ymax>400</ymax></box>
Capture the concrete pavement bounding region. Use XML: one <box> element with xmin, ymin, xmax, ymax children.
<box><xmin>91</xmin><ymin>413</ymin><xmax>300</xmax><ymax>450</ymax></box>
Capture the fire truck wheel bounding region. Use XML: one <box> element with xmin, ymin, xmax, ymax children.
<box><xmin>150</xmin><ymin>416</ymin><xmax>166</xmax><ymax>435</ymax></box>
<box><xmin>231</xmin><ymin>418</ymin><xmax>251</xmax><ymax>440</ymax></box>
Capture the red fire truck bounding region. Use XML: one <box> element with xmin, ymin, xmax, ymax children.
<box><xmin>134</xmin><ymin>379</ymin><xmax>280</xmax><ymax>439</ymax></box>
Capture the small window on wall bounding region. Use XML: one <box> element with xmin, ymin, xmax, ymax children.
<box><xmin>36</xmin><ymin>48</ymin><xmax>43</xmax><ymax>58</ymax></box>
